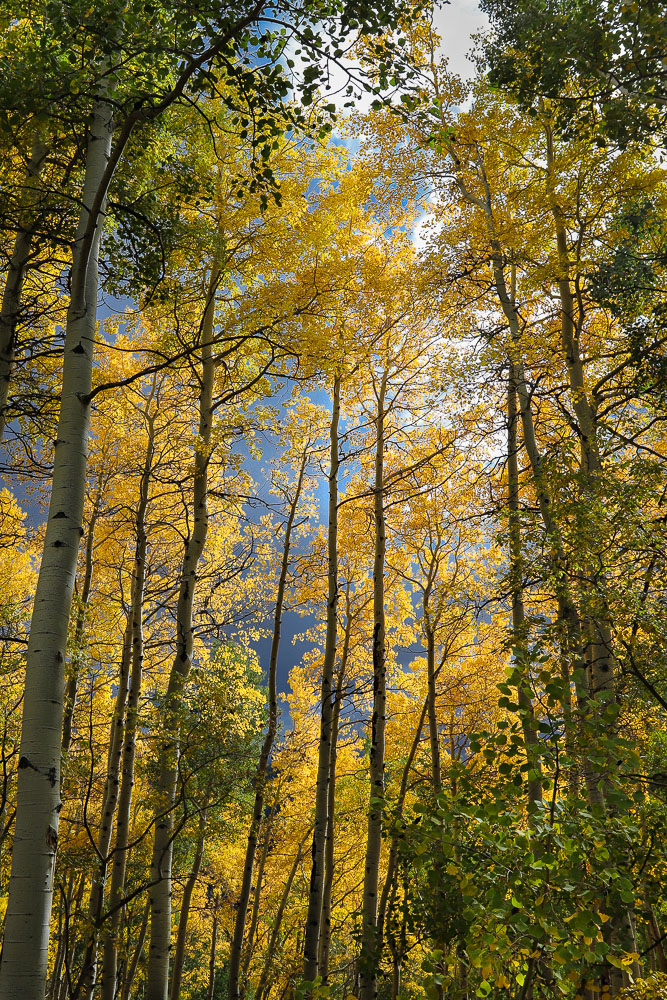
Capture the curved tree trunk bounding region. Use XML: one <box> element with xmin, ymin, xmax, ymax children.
<box><xmin>0</xmin><ymin>96</ymin><xmax>112</xmax><ymax>1000</ymax></box>
<box><xmin>302</xmin><ymin>373</ymin><xmax>340</xmax><ymax>987</ymax></box>
<box><xmin>360</xmin><ymin>370</ymin><xmax>388</xmax><ymax>1000</ymax></box>
<box><xmin>228</xmin><ymin>445</ymin><xmax>309</xmax><ymax>1000</ymax></box>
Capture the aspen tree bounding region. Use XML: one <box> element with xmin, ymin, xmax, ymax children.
<box><xmin>229</xmin><ymin>443</ymin><xmax>310</xmax><ymax>1000</ymax></box>
<box><xmin>0</xmin><ymin>128</ymin><xmax>48</xmax><ymax>438</ymax></box>
<box><xmin>303</xmin><ymin>373</ymin><xmax>341</xmax><ymax>986</ymax></box>
<box><xmin>146</xmin><ymin>267</ymin><xmax>219</xmax><ymax>1000</ymax></box>
<box><xmin>359</xmin><ymin>366</ymin><xmax>388</xmax><ymax>1000</ymax></box>
<box><xmin>0</xmin><ymin>94</ymin><xmax>113</xmax><ymax>1000</ymax></box>
<box><xmin>78</xmin><ymin>391</ymin><xmax>157</xmax><ymax>1000</ymax></box>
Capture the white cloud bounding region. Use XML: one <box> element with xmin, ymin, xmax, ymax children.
<box><xmin>432</xmin><ymin>0</ymin><xmax>488</xmax><ymax>81</ymax></box>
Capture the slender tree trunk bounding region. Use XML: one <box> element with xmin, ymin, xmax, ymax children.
<box><xmin>303</xmin><ymin>373</ymin><xmax>340</xmax><ymax>985</ymax></box>
<box><xmin>0</xmin><ymin>128</ymin><xmax>47</xmax><ymax>438</ymax></box>
<box><xmin>508</xmin><ymin>359</ymin><xmax>542</xmax><ymax>808</ymax></box>
<box><xmin>360</xmin><ymin>370</ymin><xmax>388</xmax><ymax>1000</ymax></box>
<box><xmin>101</xmin><ymin>411</ymin><xmax>156</xmax><ymax>1000</ymax></box>
<box><xmin>377</xmin><ymin>697</ymin><xmax>429</xmax><ymax>952</ymax></box>
<box><xmin>207</xmin><ymin>905</ymin><xmax>219</xmax><ymax>1000</ymax></box>
<box><xmin>119</xmin><ymin>900</ymin><xmax>149</xmax><ymax>1000</ymax></box>
<box><xmin>229</xmin><ymin>446</ymin><xmax>308</xmax><ymax>1000</ymax></box>
<box><xmin>62</xmin><ymin>495</ymin><xmax>100</xmax><ymax>755</ymax></box>
<box><xmin>78</xmin><ymin>410</ymin><xmax>155</xmax><ymax>999</ymax></box>
<box><xmin>0</xmin><ymin>96</ymin><xmax>112</xmax><ymax>1000</ymax></box>
<box><xmin>319</xmin><ymin>603</ymin><xmax>352</xmax><ymax>982</ymax></box>
<box><xmin>169</xmin><ymin>801</ymin><xmax>208</xmax><ymax>1000</ymax></box>
<box><xmin>146</xmin><ymin>268</ymin><xmax>219</xmax><ymax>1000</ymax></box>
<box><xmin>425</xmin><ymin>626</ymin><xmax>441</xmax><ymax>793</ymax></box>
<box><xmin>255</xmin><ymin>831</ymin><xmax>310</xmax><ymax>1000</ymax></box>
<box><xmin>76</xmin><ymin>617</ymin><xmax>132</xmax><ymax>999</ymax></box>
<box><xmin>240</xmin><ymin>801</ymin><xmax>277</xmax><ymax>989</ymax></box>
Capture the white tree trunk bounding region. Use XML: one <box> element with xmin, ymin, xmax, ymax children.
<box><xmin>0</xmin><ymin>97</ymin><xmax>112</xmax><ymax>1000</ymax></box>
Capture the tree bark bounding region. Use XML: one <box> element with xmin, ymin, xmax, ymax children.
<box><xmin>302</xmin><ymin>373</ymin><xmax>340</xmax><ymax>986</ymax></box>
<box><xmin>360</xmin><ymin>369</ymin><xmax>388</xmax><ymax>1000</ymax></box>
<box><xmin>0</xmin><ymin>96</ymin><xmax>112</xmax><ymax>1000</ymax></box>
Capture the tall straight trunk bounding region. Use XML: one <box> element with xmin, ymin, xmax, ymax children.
<box><xmin>146</xmin><ymin>268</ymin><xmax>219</xmax><ymax>1000</ymax></box>
<box><xmin>318</xmin><ymin>603</ymin><xmax>353</xmax><ymax>982</ymax></box>
<box><xmin>119</xmin><ymin>900</ymin><xmax>149</xmax><ymax>1000</ymax></box>
<box><xmin>425</xmin><ymin>626</ymin><xmax>441</xmax><ymax>793</ymax></box>
<box><xmin>169</xmin><ymin>800</ymin><xmax>209</xmax><ymax>1000</ymax></box>
<box><xmin>207</xmin><ymin>905</ymin><xmax>219</xmax><ymax>1000</ymax></box>
<box><xmin>543</xmin><ymin>127</ymin><xmax>617</xmax><ymax>708</ymax></box>
<box><xmin>303</xmin><ymin>374</ymin><xmax>340</xmax><ymax>985</ymax></box>
<box><xmin>241</xmin><ymin>801</ymin><xmax>277</xmax><ymax>988</ymax></box>
<box><xmin>0</xmin><ymin>128</ymin><xmax>48</xmax><ymax>438</ymax></box>
<box><xmin>255</xmin><ymin>831</ymin><xmax>310</xmax><ymax>1000</ymax></box>
<box><xmin>229</xmin><ymin>447</ymin><xmax>308</xmax><ymax>1000</ymax></box>
<box><xmin>78</xmin><ymin>410</ymin><xmax>155</xmax><ymax>999</ymax></box>
<box><xmin>101</xmin><ymin>408</ymin><xmax>157</xmax><ymax>1000</ymax></box>
<box><xmin>0</xmin><ymin>96</ymin><xmax>112</xmax><ymax>1000</ymax></box>
<box><xmin>76</xmin><ymin>618</ymin><xmax>132</xmax><ymax>1000</ymax></box>
<box><xmin>360</xmin><ymin>370</ymin><xmax>388</xmax><ymax>1000</ymax></box>
<box><xmin>62</xmin><ymin>493</ymin><xmax>100</xmax><ymax>755</ymax></box>
<box><xmin>507</xmin><ymin>359</ymin><xmax>542</xmax><ymax>808</ymax></box>
<box><xmin>377</xmin><ymin>697</ymin><xmax>429</xmax><ymax>952</ymax></box>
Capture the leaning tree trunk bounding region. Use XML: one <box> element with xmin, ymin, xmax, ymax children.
<box><xmin>0</xmin><ymin>96</ymin><xmax>112</xmax><ymax>1000</ymax></box>
<box><xmin>302</xmin><ymin>373</ymin><xmax>341</xmax><ymax>987</ymax></box>
<box><xmin>228</xmin><ymin>447</ymin><xmax>308</xmax><ymax>1000</ymax></box>
<box><xmin>0</xmin><ymin>127</ymin><xmax>47</xmax><ymax>439</ymax></box>
<box><xmin>360</xmin><ymin>370</ymin><xmax>388</xmax><ymax>1000</ymax></box>
<box><xmin>146</xmin><ymin>268</ymin><xmax>218</xmax><ymax>1000</ymax></box>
